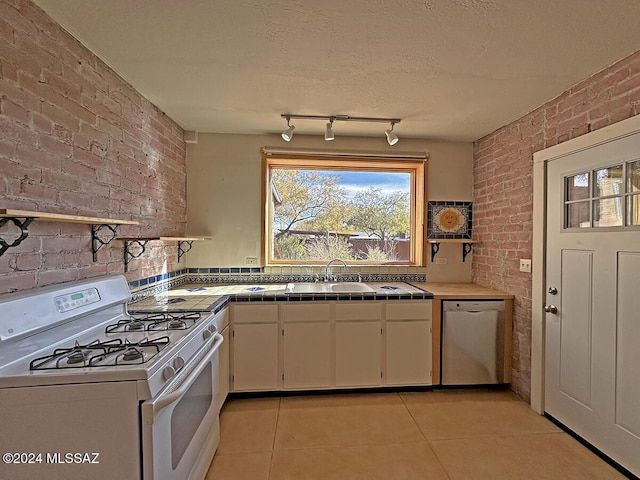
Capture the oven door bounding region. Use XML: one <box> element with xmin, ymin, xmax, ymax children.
<box><xmin>141</xmin><ymin>332</ymin><xmax>223</xmax><ymax>480</ymax></box>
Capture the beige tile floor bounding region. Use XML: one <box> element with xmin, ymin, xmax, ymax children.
<box><xmin>205</xmin><ymin>389</ymin><xmax>628</xmax><ymax>480</ymax></box>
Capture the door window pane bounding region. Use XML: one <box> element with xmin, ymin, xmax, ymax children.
<box><xmin>627</xmin><ymin>160</ymin><xmax>640</xmax><ymax>193</ymax></box>
<box><xmin>566</xmin><ymin>202</ymin><xmax>590</xmax><ymax>228</ymax></box>
<box><xmin>566</xmin><ymin>173</ymin><xmax>589</xmax><ymax>201</ymax></box>
<box><xmin>594</xmin><ymin>198</ymin><xmax>623</xmax><ymax>227</ymax></box>
<box><xmin>628</xmin><ymin>194</ymin><xmax>640</xmax><ymax>226</ymax></box>
<box><xmin>594</xmin><ymin>165</ymin><xmax>623</xmax><ymax>197</ymax></box>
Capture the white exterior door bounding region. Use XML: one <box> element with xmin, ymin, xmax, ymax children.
<box><xmin>545</xmin><ymin>131</ymin><xmax>640</xmax><ymax>477</ymax></box>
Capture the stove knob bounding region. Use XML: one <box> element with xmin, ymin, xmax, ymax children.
<box><xmin>203</xmin><ymin>328</ymin><xmax>213</xmax><ymax>340</ymax></box>
<box><xmin>163</xmin><ymin>365</ymin><xmax>176</xmax><ymax>381</ymax></box>
<box><xmin>173</xmin><ymin>356</ymin><xmax>185</xmax><ymax>370</ymax></box>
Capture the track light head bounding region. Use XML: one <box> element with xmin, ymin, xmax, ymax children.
<box><xmin>385</xmin><ymin>122</ymin><xmax>399</xmax><ymax>146</ymax></box>
<box><xmin>281</xmin><ymin>117</ymin><xmax>295</xmax><ymax>141</ymax></box>
<box><xmin>324</xmin><ymin>119</ymin><xmax>335</xmax><ymax>141</ymax></box>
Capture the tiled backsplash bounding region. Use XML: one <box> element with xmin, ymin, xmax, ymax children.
<box><xmin>129</xmin><ymin>266</ymin><xmax>427</xmax><ymax>302</ymax></box>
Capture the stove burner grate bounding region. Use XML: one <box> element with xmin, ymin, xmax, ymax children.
<box><xmin>106</xmin><ymin>312</ymin><xmax>201</xmax><ymax>333</ymax></box>
<box><xmin>29</xmin><ymin>336</ymin><xmax>170</xmax><ymax>370</ymax></box>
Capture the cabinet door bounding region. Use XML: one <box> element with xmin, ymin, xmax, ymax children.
<box><xmin>232</xmin><ymin>323</ymin><xmax>279</xmax><ymax>391</ymax></box>
<box><xmin>283</xmin><ymin>322</ymin><xmax>331</xmax><ymax>389</ymax></box>
<box><xmin>386</xmin><ymin>320</ymin><xmax>432</xmax><ymax>385</ymax></box>
<box><xmin>335</xmin><ymin>321</ymin><xmax>382</xmax><ymax>387</ymax></box>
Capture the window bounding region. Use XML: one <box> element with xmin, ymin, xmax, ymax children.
<box><xmin>262</xmin><ymin>153</ymin><xmax>425</xmax><ymax>265</ymax></box>
<box><xmin>564</xmin><ymin>159</ymin><xmax>640</xmax><ymax>229</ymax></box>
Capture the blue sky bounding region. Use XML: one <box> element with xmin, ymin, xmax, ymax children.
<box><xmin>321</xmin><ymin>170</ymin><xmax>410</xmax><ymax>197</ymax></box>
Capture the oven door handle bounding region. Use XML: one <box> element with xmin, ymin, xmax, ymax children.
<box><xmin>142</xmin><ymin>332</ymin><xmax>223</xmax><ymax>424</ymax></box>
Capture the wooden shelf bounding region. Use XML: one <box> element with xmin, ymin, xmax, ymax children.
<box><xmin>0</xmin><ymin>209</ymin><xmax>139</xmax><ymax>259</ymax></box>
<box><xmin>117</xmin><ymin>236</ymin><xmax>212</xmax><ymax>241</ymax></box>
<box><xmin>427</xmin><ymin>239</ymin><xmax>477</xmax><ymax>263</ymax></box>
<box><xmin>118</xmin><ymin>236</ymin><xmax>211</xmax><ymax>271</ymax></box>
<box><xmin>0</xmin><ymin>209</ymin><xmax>138</xmax><ymax>225</ymax></box>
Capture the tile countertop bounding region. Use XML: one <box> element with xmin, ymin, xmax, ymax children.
<box><xmin>128</xmin><ymin>282</ymin><xmax>433</xmax><ymax>312</ymax></box>
<box><xmin>412</xmin><ymin>282</ymin><xmax>514</xmax><ymax>299</ymax></box>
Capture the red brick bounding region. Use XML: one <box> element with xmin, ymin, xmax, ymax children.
<box><xmin>37</xmin><ymin>268</ymin><xmax>79</xmax><ymax>287</ymax></box>
<box><xmin>39</xmin><ymin>133</ymin><xmax>72</xmax><ymax>157</ymax></box>
<box><xmin>41</xmin><ymin>101</ymin><xmax>80</xmax><ymax>132</ymax></box>
<box><xmin>0</xmin><ymin>271</ymin><xmax>36</xmax><ymax>292</ymax></box>
<box><xmin>15</xmin><ymin>253</ymin><xmax>42</xmax><ymax>271</ymax></box>
<box><xmin>15</xmin><ymin>34</ymin><xmax>63</xmax><ymax>76</ymax></box>
<box><xmin>16</xmin><ymin>143</ymin><xmax>61</xmax><ymax>169</ymax></box>
<box><xmin>61</xmin><ymin>157</ymin><xmax>96</xmax><ymax>180</ymax></box>
<box><xmin>0</xmin><ymin>1</ymin><xmax>38</xmax><ymax>38</ymax></box>
<box><xmin>72</xmin><ymin>145</ymin><xmax>102</xmax><ymax>168</ymax></box>
<box><xmin>31</xmin><ymin>111</ymin><xmax>52</xmax><ymax>133</ymax></box>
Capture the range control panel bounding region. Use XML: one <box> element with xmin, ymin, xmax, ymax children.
<box><xmin>55</xmin><ymin>288</ymin><xmax>101</xmax><ymax>313</ymax></box>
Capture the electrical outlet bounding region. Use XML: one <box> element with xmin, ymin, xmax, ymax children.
<box><xmin>245</xmin><ymin>257</ymin><xmax>258</xmax><ymax>266</ymax></box>
<box><xmin>435</xmin><ymin>257</ymin><xmax>448</xmax><ymax>265</ymax></box>
<box><xmin>519</xmin><ymin>259</ymin><xmax>532</xmax><ymax>273</ymax></box>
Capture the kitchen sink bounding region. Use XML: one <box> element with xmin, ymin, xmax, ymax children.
<box><xmin>285</xmin><ymin>282</ymin><xmax>375</xmax><ymax>293</ymax></box>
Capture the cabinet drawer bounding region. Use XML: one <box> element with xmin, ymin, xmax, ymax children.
<box><xmin>232</xmin><ymin>304</ymin><xmax>278</xmax><ymax>323</ymax></box>
<box><xmin>386</xmin><ymin>301</ymin><xmax>432</xmax><ymax>320</ymax></box>
<box><xmin>281</xmin><ymin>303</ymin><xmax>331</xmax><ymax>322</ymax></box>
<box><xmin>335</xmin><ymin>302</ymin><xmax>382</xmax><ymax>321</ymax></box>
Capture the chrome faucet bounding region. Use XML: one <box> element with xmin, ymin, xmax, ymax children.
<box><xmin>324</xmin><ymin>258</ymin><xmax>347</xmax><ymax>282</ymax></box>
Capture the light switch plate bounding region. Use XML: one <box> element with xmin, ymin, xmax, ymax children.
<box><xmin>435</xmin><ymin>257</ymin><xmax>448</xmax><ymax>264</ymax></box>
<box><xmin>245</xmin><ymin>257</ymin><xmax>258</xmax><ymax>265</ymax></box>
<box><xmin>519</xmin><ymin>259</ymin><xmax>532</xmax><ymax>273</ymax></box>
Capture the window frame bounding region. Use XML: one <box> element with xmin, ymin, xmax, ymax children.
<box><xmin>261</xmin><ymin>152</ymin><xmax>426</xmax><ymax>266</ymax></box>
<box><xmin>563</xmin><ymin>158</ymin><xmax>640</xmax><ymax>230</ymax></box>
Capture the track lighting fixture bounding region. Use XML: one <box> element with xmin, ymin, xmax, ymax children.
<box><xmin>281</xmin><ymin>116</ymin><xmax>295</xmax><ymax>141</ymax></box>
<box><xmin>324</xmin><ymin>119</ymin><xmax>335</xmax><ymax>141</ymax></box>
<box><xmin>280</xmin><ymin>114</ymin><xmax>401</xmax><ymax>144</ymax></box>
<box><xmin>385</xmin><ymin>122</ymin><xmax>399</xmax><ymax>146</ymax></box>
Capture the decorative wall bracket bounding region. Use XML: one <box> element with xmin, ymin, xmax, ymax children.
<box><xmin>119</xmin><ymin>236</ymin><xmax>211</xmax><ymax>272</ymax></box>
<box><xmin>428</xmin><ymin>239</ymin><xmax>476</xmax><ymax>263</ymax></box>
<box><xmin>123</xmin><ymin>239</ymin><xmax>150</xmax><ymax>272</ymax></box>
<box><xmin>178</xmin><ymin>240</ymin><xmax>194</xmax><ymax>263</ymax></box>
<box><xmin>0</xmin><ymin>217</ymin><xmax>34</xmax><ymax>257</ymax></box>
<box><xmin>91</xmin><ymin>224</ymin><xmax>120</xmax><ymax>262</ymax></box>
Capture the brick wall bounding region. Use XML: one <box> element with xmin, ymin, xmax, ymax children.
<box><xmin>473</xmin><ymin>50</ymin><xmax>640</xmax><ymax>402</ymax></box>
<box><xmin>0</xmin><ymin>0</ymin><xmax>187</xmax><ymax>295</ymax></box>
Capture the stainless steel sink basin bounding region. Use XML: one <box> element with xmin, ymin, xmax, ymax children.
<box><xmin>285</xmin><ymin>282</ymin><xmax>375</xmax><ymax>293</ymax></box>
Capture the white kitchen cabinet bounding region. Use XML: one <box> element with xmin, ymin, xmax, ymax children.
<box><xmin>281</xmin><ymin>303</ymin><xmax>331</xmax><ymax>390</ymax></box>
<box><xmin>229</xmin><ymin>299</ymin><xmax>434</xmax><ymax>392</ymax></box>
<box><xmin>283</xmin><ymin>322</ymin><xmax>331</xmax><ymax>389</ymax></box>
<box><xmin>386</xmin><ymin>320</ymin><xmax>432</xmax><ymax>385</ymax></box>
<box><xmin>231</xmin><ymin>304</ymin><xmax>279</xmax><ymax>391</ymax></box>
<box><xmin>335</xmin><ymin>321</ymin><xmax>383</xmax><ymax>387</ymax></box>
<box><xmin>385</xmin><ymin>301</ymin><xmax>432</xmax><ymax>386</ymax></box>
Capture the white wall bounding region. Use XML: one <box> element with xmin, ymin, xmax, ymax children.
<box><xmin>186</xmin><ymin>132</ymin><xmax>473</xmax><ymax>282</ymax></box>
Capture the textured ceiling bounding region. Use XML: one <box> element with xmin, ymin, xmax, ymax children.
<box><xmin>32</xmin><ymin>0</ymin><xmax>640</xmax><ymax>142</ymax></box>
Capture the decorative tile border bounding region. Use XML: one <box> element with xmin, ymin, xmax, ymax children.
<box><xmin>230</xmin><ymin>291</ymin><xmax>433</xmax><ymax>302</ymax></box>
<box><xmin>129</xmin><ymin>267</ymin><xmax>427</xmax><ymax>302</ymax></box>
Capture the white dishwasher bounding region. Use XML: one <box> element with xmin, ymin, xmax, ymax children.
<box><xmin>441</xmin><ymin>300</ymin><xmax>506</xmax><ymax>385</ymax></box>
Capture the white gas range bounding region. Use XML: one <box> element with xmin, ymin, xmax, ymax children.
<box><xmin>0</xmin><ymin>275</ymin><xmax>228</xmax><ymax>480</ymax></box>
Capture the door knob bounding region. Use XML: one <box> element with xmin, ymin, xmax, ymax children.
<box><xmin>544</xmin><ymin>304</ymin><xmax>558</xmax><ymax>314</ymax></box>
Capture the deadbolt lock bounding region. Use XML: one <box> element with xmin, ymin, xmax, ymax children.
<box><xmin>548</xmin><ymin>287</ymin><xmax>558</xmax><ymax>295</ymax></box>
